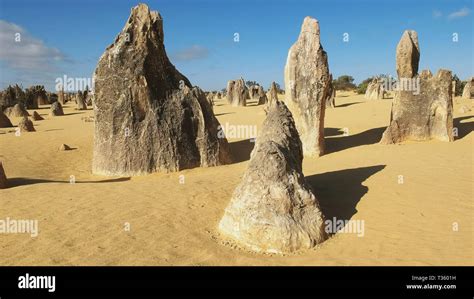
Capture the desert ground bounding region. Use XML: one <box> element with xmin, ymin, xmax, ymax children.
<box><xmin>0</xmin><ymin>91</ymin><xmax>472</xmax><ymax>266</ymax></box>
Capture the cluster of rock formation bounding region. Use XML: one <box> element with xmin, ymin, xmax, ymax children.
<box><xmin>92</xmin><ymin>4</ymin><xmax>232</xmax><ymax>176</ymax></box>
<box><xmin>284</xmin><ymin>17</ymin><xmax>331</xmax><ymax>157</ymax></box>
<box><xmin>380</xmin><ymin>30</ymin><xmax>453</xmax><ymax>144</ymax></box>
<box><xmin>365</xmin><ymin>78</ymin><xmax>385</xmax><ymax>100</ymax></box>
<box><xmin>219</xmin><ymin>100</ymin><xmax>326</xmax><ymax>253</ymax></box>
<box><xmin>0</xmin><ymin>84</ymin><xmax>50</xmax><ymax>110</ymax></box>
<box><xmin>226</xmin><ymin>78</ymin><xmax>249</xmax><ymax>107</ymax></box>
<box><xmin>462</xmin><ymin>77</ymin><xmax>473</xmax><ymax>99</ymax></box>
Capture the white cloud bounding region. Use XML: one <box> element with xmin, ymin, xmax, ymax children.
<box><xmin>172</xmin><ymin>45</ymin><xmax>209</xmax><ymax>61</ymax></box>
<box><xmin>447</xmin><ymin>7</ymin><xmax>470</xmax><ymax>19</ymax></box>
<box><xmin>0</xmin><ymin>20</ymin><xmax>67</xmax><ymax>72</ymax></box>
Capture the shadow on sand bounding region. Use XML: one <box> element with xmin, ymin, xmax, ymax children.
<box><xmin>306</xmin><ymin>165</ymin><xmax>385</xmax><ymax>222</ymax></box>
<box><xmin>454</xmin><ymin>116</ymin><xmax>474</xmax><ymax>139</ymax></box>
<box><xmin>325</xmin><ymin>127</ymin><xmax>386</xmax><ymax>154</ymax></box>
<box><xmin>229</xmin><ymin>138</ymin><xmax>255</xmax><ymax>163</ymax></box>
<box><xmin>6</xmin><ymin>177</ymin><xmax>131</xmax><ymax>188</ymax></box>
<box><xmin>336</xmin><ymin>101</ymin><xmax>362</xmax><ymax>108</ymax></box>
<box><xmin>214</xmin><ymin>112</ymin><xmax>235</xmax><ymax>117</ymax></box>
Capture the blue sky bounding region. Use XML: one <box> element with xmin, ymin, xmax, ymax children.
<box><xmin>0</xmin><ymin>0</ymin><xmax>472</xmax><ymax>91</ymax></box>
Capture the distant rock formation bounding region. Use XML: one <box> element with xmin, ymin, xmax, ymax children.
<box><xmin>25</xmin><ymin>85</ymin><xmax>48</xmax><ymax>108</ymax></box>
<box><xmin>0</xmin><ymin>162</ymin><xmax>7</xmax><ymax>189</ymax></box>
<box><xmin>4</xmin><ymin>103</ymin><xmax>29</xmax><ymax>118</ymax></box>
<box><xmin>18</xmin><ymin>117</ymin><xmax>35</xmax><ymax>132</ymax></box>
<box><xmin>92</xmin><ymin>4</ymin><xmax>232</xmax><ymax>176</ymax></box>
<box><xmin>59</xmin><ymin>144</ymin><xmax>72</xmax><ymax>151</ymax></box>
<box><xmin>58</xmin><ymin>89</ymin><xmax>65</xmax><ymax>105</ymax></box>
<box><xmin>49</xmin><ymin>101</ymin><xmax>64</xmax><ymax>116</ymax></box>
<box><xmin>0</xmin><ymin>84</ymin><xmax>25</xmax><ymax>111</ymax></box>
<box><xmin>365</xmin><ymin>78</ymin><xmax>385</xmax><ymax>100</ymax></box>
<box><xmin>249</xmin><ymin>85</ymin><xmax>260</xmax><ymax>99</ymax></box>
<box><xmin>380</xmin><ymin>30</ymin><xmax>453</xmax><ymax>144</ymax></box>
<box><xmin>31</xmin><ymin>111</ymin><xmax>44</xmax><ymax>121</ymax></box>
<box><xmin>325</xmin><ymin>74</ymin><xmax>336</xmax><ymax>108</ymax></box>
<box><xmin>267</xmin><ymin>81</ymin><xmax>279</xmax><ymax>105</ymax></box>
<box><xmin>219</xmin><ymin>100</ymin><xmax>326</xmax><ymax>254</ymax></box>
<box><xmin>257</xmin><ymin>86</ymin><xmax>268</xmax><ymax>105</ymax></box>
<box><xmin>284</xmin><ymin>17</ymin><xmax>331</xmax><ymax>156</ymax></box>
<box><xmin>462</xmin><ymin>78</ymin><xmax>473</xmax><ymax>99</ymax></box>
<box><xmin>76</xmin><ymin>91</ymin><xmax>87</xmax><ymax>110</ymax></box>
<box><xmin>226</xmin><ymin>78</ymin><xmax>248</xmax><ymax>107</ymax></box>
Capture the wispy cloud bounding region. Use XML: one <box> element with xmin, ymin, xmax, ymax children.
<box><xmin>0</xmin><ymin>20</ymin><xmax>68</xmax><ymax>72</ymax></box>
<box><xmin>171</xmin><ymin>45</ymin><xmax>209</xmax><ymax>61</ymax></box>
<box><xmin>432</xmin><ymin>10</ymin><xmax>442</xmax><ymax>18</ymax></box>
<box><xmin>447</xmin><ymin>7</ymin><xmax>470</xmax><ymax>19</ymax></box>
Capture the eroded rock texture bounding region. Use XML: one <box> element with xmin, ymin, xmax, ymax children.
<box><xmin>462</xmin><ymin>78</ymin><xmax>473</xmax><ymax>99</ymax></box>
<box><xmin>4</xmin><ymin>103</ymin><xmax>29</xmax><ymax>118</ymax></box>
<box><xmin>18</xmin><ymin>117</ymin><xmax>35</xmax><ymax>132</ymax></box>
<box><xmin>226</xmin><ymin>78</ymin><xmax>248</xmax><ymax>107</ymax></box>
<box><xmin>92</xmin><ymin>4</ymin><xmax>231</xmax><ymax>176</ymax></box>
<box><xmin>219</xmin><ymin>100</ymin><xmax>326</xmax><ymax>254</ymax></box>
<box><xmin>257</xmin><ymin>86</ymin><xmax>268</xmax><ymax>105</ymax></box>
<box><xmin>380</xmin><ymin>31</ymin><xmax>453</xmax><ymax>144</ymax></box>
<box><xmin>365</xmin><ymin>78</ymin><xmax>385</xmax><ymax>100</ymax></box>
<box><xmin>284</xmin><ymin>17</ymin><xmax>331</xmax><ymax>157</ymax></box>
<box><xmin>268</xmin><ymin>82</ymin><xmax>279</xmax><ymax>104</ymax></box>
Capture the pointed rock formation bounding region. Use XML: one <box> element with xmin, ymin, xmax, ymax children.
<box><xmin>380</xmin><ymin>31</ymin><xmax>453</xmax><ymax>144</ymax></box>
<box><xmin>267</xmin><ymin>81</ymin><xmax>279</xmax><ymax>105</ymax></box>
<box><xmin>0</xmin><ymin>110</ymin><xmax>13</xmax><ymax>128</ymax></box>
<box><xmin>58</xmin><ymin>88</ymin><xmax>65</xmax><ymax>105</ymax></box>
<box><xmin>31</xmin><ymin>111</ymin><xmax>44</xmax><ymax>121</ymax></box>
<box><xmin>59</xmin><ymin>144</ymin><xmax>72</xmax><ymax>151</ymax></box>
<box><xmin>76</xmin><ymin>91</ymin><xmax>87</xmax><ymax>110</ymax></box>
<box><xmin>462</xmin><ymin>77</ymin><xmax>473</xmax><ymax>99</ymax></box>
<box><xmin>284</xmin><ymin>17</ymin><xmax>331</xmax><ymax>156</ymax></box>
<box><xmin>4</xmin><ymin>103</ymin><xmax>29</xmax><ymax>118</ymax></box>
<box><xmin>18</xmin><ymin>117</ymin><xmax>35</xmax><ymax>132</ymax></box>
<box><xmin>49</xmin><ymin>101</ymin><xmax>64</xmax><ymax>116</ymax></box>
<box><xmin>92</xmin><ymin>4</ymin><xmax>232</xmax><ymax>176</ymax></box>
<box><xmin>257</xmin><ymin>86</ymin><xmax>268</xmax><ymax>105</ymax></box>
<box><xmin>219</xmin><ymin>100</ymin><xmax>326</xmax><ymax>253</ymax></box>
<box><xmin>396</xmin><ymin>30</ymin><xmax>420</xmax><ymax>79</ymax></box>
<box><xmin>226</xmin><ymin>78</ymin><xmax>248</xmax><ymax>107</ymax></box>
<box><xmin>0</xmin><ymin>162</ymin><xmax>7</xmax><ymax>189</ymax></box>
<box><xmin>365</xmin><ymin>78</ymin><xmax>385</xmax><ymax>100</ymax></box>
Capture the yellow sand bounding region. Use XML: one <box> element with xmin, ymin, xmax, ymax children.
<box><xmin>0</xmin><ymin>92</ymin><xmax>472</xmax><ymax>266</ymax></box>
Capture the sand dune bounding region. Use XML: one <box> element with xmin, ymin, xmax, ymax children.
<box><xmin>0</xmin><ymin>92</ymin><xmax>472</xmax><ymax>265</ymax></box>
